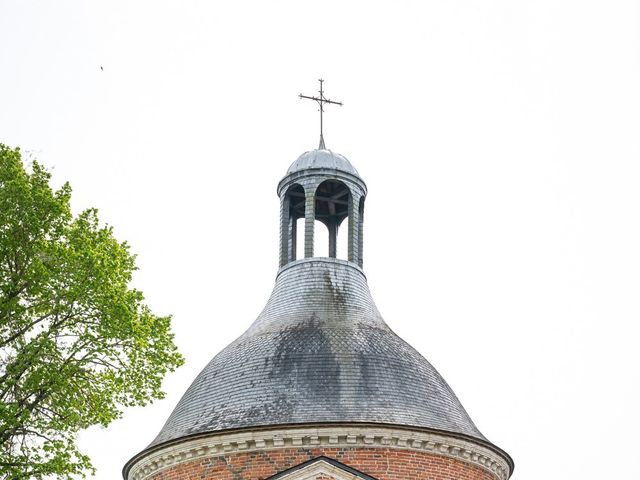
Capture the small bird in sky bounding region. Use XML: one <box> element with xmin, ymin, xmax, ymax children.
<box><xmin>100</xmin><ymin>66</ymin><xmax>103</xmax><ymax>71</ymax></box>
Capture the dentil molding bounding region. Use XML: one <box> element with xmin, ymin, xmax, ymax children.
<box><xmin>126</xmin><ymin>425</ymin><xmax>511</xmax><ymax>480</ymax></box>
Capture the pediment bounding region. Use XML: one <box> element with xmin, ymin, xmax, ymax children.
<box><xmin>266</xmin><ymin>456</ymin><xmax>378</xmax><ymax>480</ymax></box>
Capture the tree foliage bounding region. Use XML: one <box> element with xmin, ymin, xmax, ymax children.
<box><xmin>0</xmin><ymin>144</ymin><xmax>184</xmax><ymax>479</ymax></box>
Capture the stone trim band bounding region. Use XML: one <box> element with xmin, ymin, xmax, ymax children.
<box><xmin>126</xmin><ymin>425</ymin><xmax>511</xmax><ymax>480</ymax></box>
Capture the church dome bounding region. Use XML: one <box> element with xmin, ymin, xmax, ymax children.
<box><xmin>126</xmin><ymin>138</ymin><xmax>512</xmax><ymax>480</ymax></box>
<box><xmin>149</xmin><ymin>259</ymin><xmax>487</xmax><ymax>448</ymax></box>
<box><xmin>287</xmin><ymin>149</ymin><xmax>359</xmax><ymax>176</ymax></box>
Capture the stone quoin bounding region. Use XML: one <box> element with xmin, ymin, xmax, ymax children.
<box><xmin>123</xmin><ymin>123</ymin><xmax>513</xmax><ymax>479</ymax></box>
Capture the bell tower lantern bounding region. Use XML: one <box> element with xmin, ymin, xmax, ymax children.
<box><xmin>278</xmin><ymin>149</ymin><xmax>366</xmax><ymax>267</ymax></box>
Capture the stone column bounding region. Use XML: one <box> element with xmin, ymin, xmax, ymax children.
<box><xmin>328</xmin><ymin>221</ymin><xmax>337</xmax><ymax>258</ymax></box>
<box><xmin>279</xmin><ymin>194</ymin><xmax>289</xmax><ymax>267</ymax></box>
<box><xmin>348</xmin><ymin>194</ymin><xmax>359</xmax><ymax>263</ymax></box>
<box><xmin>304</xmin><ymin>189</ymin><xmax>315</xmax><ymax>258</ymax></box>
<box><xmin>358</xmin><ymin>196</ymin><xmax>365</xmax><ymax>268</ymax></box>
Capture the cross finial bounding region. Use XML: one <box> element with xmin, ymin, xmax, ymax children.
<box><xmin>299</xmin><ymin>79</ymin><xmax>343</xmax><ymax>150</ymax></box>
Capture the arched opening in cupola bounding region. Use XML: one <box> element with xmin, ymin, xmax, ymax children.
<box><xmin>282</xmin><ymin>183</ymin><xmax>305</xmax><ymax>264</ymax></box>
<box><xmin>337</xmin><ymin>217</ymin><xmax>350</xmax><ymax>261</ymax></box>
<box><xmin>314</xmin><ymin>179</ymin><xmax>351</xmax><ymax>260</ymax></box>
<box><xmin>295</xmin><ymin>218</ymin><xmax>305</xmax><ymax>260</ymax></box>
<box><xmin>314</xmin><ymin>220</ymin><xmax>330</xmax><ymax>257</ymax></box>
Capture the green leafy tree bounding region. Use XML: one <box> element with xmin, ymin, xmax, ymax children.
<box><xmin>0</xmin><ymin>144</ymin><xmax>184</xmax><ymax>479</ymax></box>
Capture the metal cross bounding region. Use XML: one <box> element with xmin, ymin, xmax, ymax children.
<box><xmin>299</xmin><ymin>79</ymin><xmax>342</xmax><ymax>149</ymax></box>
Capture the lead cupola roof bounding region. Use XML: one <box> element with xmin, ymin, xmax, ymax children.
<box><xmin>287</xmin><ymin>149</ymin><xmax>359</xmax><ymax>176</ymax></box>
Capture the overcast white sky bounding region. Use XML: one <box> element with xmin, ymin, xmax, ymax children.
<box><xmin>1</xmin><ymin>1</ymin><xmax>640</xmax><ymax>479</ymax></box>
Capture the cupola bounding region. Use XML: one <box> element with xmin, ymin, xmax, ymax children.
<box><xmin>278</xmin><ymin>148</ymin><xmax>366</xmax><ymax>267</ymax></box>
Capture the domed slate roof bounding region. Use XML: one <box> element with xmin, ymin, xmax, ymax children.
<box><xmin>287</xmin><ymin>149</ymin><xmax>359</xmax><ymax>176</ymax></box>
<box><xmin>150</xmin><ymin>258</ymin><xmax>486</xmax><ymax>448</ymax></box>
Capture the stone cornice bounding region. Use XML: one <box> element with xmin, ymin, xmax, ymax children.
<box><xmin>126</xmin><ymin>425</ymin><xmax>511</xmax><ymax>480</ymax></box>
<box><xmin>277</xmin><ymin>167</ymin><xmax>367</xmax><ymax>198</ymax></box>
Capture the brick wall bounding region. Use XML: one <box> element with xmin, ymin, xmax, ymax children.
<box><xmin>148</xmin><ymin>446</ymin><xmax>496</xmax><ymax>480</ymax></box>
